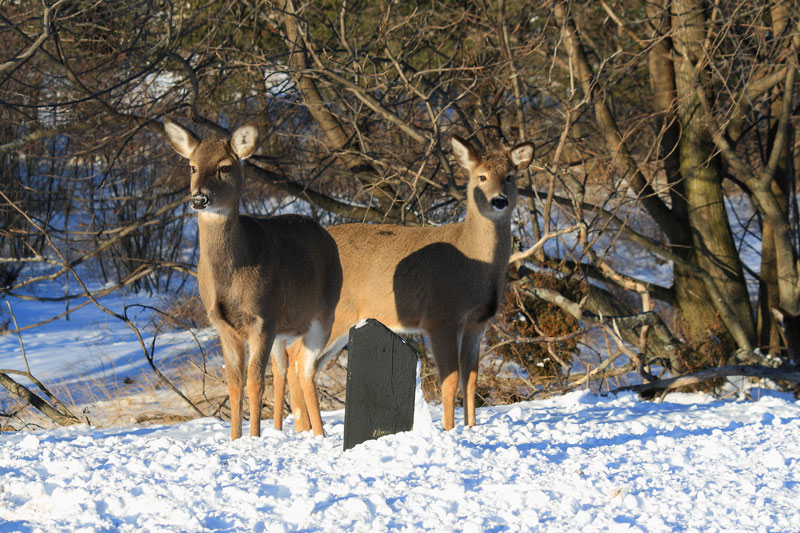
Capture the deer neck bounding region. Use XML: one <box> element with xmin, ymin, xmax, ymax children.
<box><xmin>461</xmin><ymin>202</ymin><xmax>513</xmax><ymax>272</ymax></box>
<box><xmin>197</xmin><ymin>209</ymin><xmax>242</xmax><ymax>273</ymax></box>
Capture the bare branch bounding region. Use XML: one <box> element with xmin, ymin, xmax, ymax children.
<box><xmin>0</xmin><ymin>0</ymin><xmax>68</xmax><ymax>75</ymax></box>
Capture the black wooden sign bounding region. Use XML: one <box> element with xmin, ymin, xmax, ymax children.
<box><xmin>343</xmin><ymin>319</ymin><xmax>417</xmax><ymax>451</ymax></box>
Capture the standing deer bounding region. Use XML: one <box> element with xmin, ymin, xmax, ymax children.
<box><xmin>163</xmin><ymin>118</ymin><xmax>342</xmax><ymax>440</ymax></box>
<box><xmin>287</xmin><ymin>135</ymin><xmax>534</xmax><ymax>435</ymax></box>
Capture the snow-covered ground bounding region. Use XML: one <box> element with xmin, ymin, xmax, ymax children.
<box><xmin>2</xmin><ymin>389</ymin><xmax>799</xmax><ymax>532</ymax></box>
<box><xmin>2</xmin><ymin>293</ymin><xmax>800</xmax><ymax>532</ymax></box>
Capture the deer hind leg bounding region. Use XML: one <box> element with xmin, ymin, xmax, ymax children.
<box><xmin>246</xmin><ymin>319</ymin><xmax>276</xmax><ymax>437</ymax></box>
<box><xmin>459</xmin><ymin>328</ymin><xmax>484</xmax><ymax>427</ymax></box>
<box><xmin>217</xmin><ymin>325</ymin><xmax>246</xmax><ymax>440</ymax></box>
<box><xmin>297</xmin><ymin>347</ymin><xmax>323</xmax><ymax>437</ymax></box>
<box><xmin>429</xmin><ymin>328</ymin><xmax>461</xmax><ymax>431</ymax></box>
<box><xmin>270</xmin><ymin>338</ymin><xmax>288</xmax><ymax>431</ymax></box>
<box><xmin>287</xmin><ymin>341</ymin><xmax>311</xmax><ymax>432</ymax></box>
<box><xmin>296</xmin><ymin>320</ymin><xmax>329</xmax><ymax>437</ymax></box>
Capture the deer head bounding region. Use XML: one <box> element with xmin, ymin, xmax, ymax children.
<box><xmin>164</xmin><ymin>118</ymin><xmax>259</xmax><ymax>216</ymax></box>
<box><xmin>450</xmin><ymin>135</ymin><xmax>534</xmax><ymax>220</ymax></box>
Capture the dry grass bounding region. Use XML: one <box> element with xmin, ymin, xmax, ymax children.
<box><xmin>0</xmin><ymin>347</ymin><xmax>351</xmax><ymax>434</ymax></box>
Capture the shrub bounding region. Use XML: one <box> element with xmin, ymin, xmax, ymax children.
<box><xmin>486</xmin><ymin>272</ymin><xmax>585</xmax><ymax>385</ymax></box>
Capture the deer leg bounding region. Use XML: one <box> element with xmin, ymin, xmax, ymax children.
<box><xmin>217</xmin><ymin>325</ymin><xmax>246</xmax><ymax>441</ymax></box>
<box><xmin>297</xmin><ymin>353</ymin><xmax>324</xmax><ymax>436</ymax></box>
<box><xmin>287</xmin><ymin>342</ymin><xmax>311</xmax><ymax>432</ymax></box>
<box><xmin>270</xmin><ymin>338</ymin><xmax>288</xmax><ymax>431</ymax></box>
<box><xmin>247</xmin><ymin>320</ymin><xmax>276</xmax><ymax>437</ymax></box>
<box><xmin>429</xmin><ymin>329</ymin><xmax>460</xmax><ymax>431</ymax></box>
<box><xmin>294</xmin><ymin>320</ymin><xmax>331</xmax><ymax>436</ymax></box>
<box><xmin>460</xmin><ymin>328</ymin><xmax>484</xmax><ymax>427</ymax></box>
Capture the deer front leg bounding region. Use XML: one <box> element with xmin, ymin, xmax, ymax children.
<box><xmin>216</xmin><ymin>323</ymin><xmax>246</xmax><ymax>441</ymax></box>
<box><xmin>429</xmin><ymin>328</ymin><xmax>461</xmax><ymax>431</ymax></box>
<box><xmin>247</xmin><ymin>319</ymin><xmax>276</xmax><ymax>437</ymax></box>
<box><xmin>459</xmin><ymin>328</ymin><xmax>484</xmax><ymax>427</ymax></box>
<box><xmin>270</xmin><ymin>338</ymin><xmax>288</xmax><ymax>431</ymax></box>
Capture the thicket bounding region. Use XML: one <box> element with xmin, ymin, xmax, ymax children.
<box><xmin>2</xmin><ymin>0</ymin><xmax>799</xmax><ymax>427</ymax></box>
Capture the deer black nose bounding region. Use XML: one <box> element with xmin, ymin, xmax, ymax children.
<box><xmin>491</xmin><ymin>195</ymin><xmax>509</xmax><ymax>210</ymax></box>
<box><xmin>190</xmin><ymin>193</ymin><xmax>209</xmax><ymax>210</ymax></box>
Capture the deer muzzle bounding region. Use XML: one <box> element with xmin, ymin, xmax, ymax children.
<box><xmin>190</xmin><ymin>192</ymin><xmax>210</xmax><ymax>210</ymax></box>
<box><xmin>491</xmin><ymin>194</ymin><xmax>509</xmax><ymax>211</ymax></box>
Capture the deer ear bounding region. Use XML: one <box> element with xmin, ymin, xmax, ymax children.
<box><xmin>164</xmin><ymin>118</ymin><xmax>200</xmax><ymax>159</ymax></box>
<box><xmin>451</xmin><ymin>135</ymin><xmax>480</xmax><ymax>171</ymax></box>
<box><xmin>231</xmin><ymin>124</ymin><xmax>259</xmax><ymax>160</ymax></box>
<box><xmin>509</xmin><ymin>142</ymin><xmax>534</xmax><ymax>170</ymax></box>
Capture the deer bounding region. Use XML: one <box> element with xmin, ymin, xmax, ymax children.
<box><xmin>163</xmin><ymin>118</ymin><xmax>342</xmax><ymax>440</ymax></box>
<box><xmin>285</xmin><ymin>135</ymin><xmax>534</xmax><ymax>436</ymax></box>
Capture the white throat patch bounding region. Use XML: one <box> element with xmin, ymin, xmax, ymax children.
<box><xmin>197</xmin><ymin>207</ymin><xmax>233</xmax><ymax>221</ymax></box>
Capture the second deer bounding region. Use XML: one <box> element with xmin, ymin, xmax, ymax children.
<box><xmin>287</xmin><ymin>135</ymin><xmax>534</xmax><ymax>435</ymax></box>
<box><xmin>164</xmin><ymin>118</ymin><xmax>342</xmax><ymax>440</ymax></box>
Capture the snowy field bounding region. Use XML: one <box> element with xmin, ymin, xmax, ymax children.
<box><xmin>2</xmin><ymin>389</ymin><xmax>799</xmax><ymax>532</ymax></box>
<box><xmin>2</xmin><ymin>296</ymin><xmax>800</xmax><ymax>532</ymax></box>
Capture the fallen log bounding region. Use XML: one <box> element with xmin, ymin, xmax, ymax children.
<box><xmin>615</xmin><ymin>365</ymin><xmax>800</xmax><ymax>397</ymax></box>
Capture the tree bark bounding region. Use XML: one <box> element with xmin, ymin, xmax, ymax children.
<box><xmin>758</xmin><ymin>0</ymin><xmax>795</xmax><ymax>354</ymax></box>
<box><xmin>671</xmin><ymin>0</ymin><xmax>756</xmax><ymax>348</ymax></box>
<box><xmin>645</xmin><ymin>0</ymin><xmax>710</xmax><ymax>357</ymax></box>
<box><xmin>0</xmin><ymin>372</ymin><xmax>81</xmax><ymax>427</ymax></box>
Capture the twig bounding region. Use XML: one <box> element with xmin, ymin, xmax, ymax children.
<box><xmin>509</xmin><ymin>223</ymin><xmax>582</xmax><ymax>264</ymax></box>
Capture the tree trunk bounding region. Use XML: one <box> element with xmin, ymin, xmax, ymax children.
<box><xmin>670</xmin><ymin>0</ymin><xmax>756</xmax><ymax>348</ymax></box>
<box><xmin>280</xmin><ymin>0</ymin><xmax>357</xmax><ymax>167</ymax></box>
<box><xmin>645</xmin><ymin>0</ymin><xmax>710</xmax><ymax>357</ymax></box>
<box><xmin>757</xmin><ymin>0</ymin><xmax>794</xmax><ymax>354</ymax></box>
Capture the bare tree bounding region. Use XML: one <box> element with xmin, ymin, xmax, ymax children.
<box><xmin>2</xmin><ymin>0</ymin><xmax>798</xmax><ymax>422</ymax></box>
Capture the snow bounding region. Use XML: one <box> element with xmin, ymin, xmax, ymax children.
<box><xmin>0</xmin><ymin>293</ymin><xmax>208</xmax><ymax>415</ymax></box>
<box><xmin>2</xmin><ymin>388</ymin><xmax>800</xmax><ymax>531</ymax></box>
<box><xmin>2</xmin><ymin>296</ymin><xmax>800</xmax><ymax>531</ymax></box>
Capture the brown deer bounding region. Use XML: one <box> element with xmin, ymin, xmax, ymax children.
<box><xmin>286</xmin><ymin>135</ymin><xmax>534</xmax><ymax>436</ymax></box>
<box><xmin>163</xmin><ymin>118</ymin><xmax>342</xmax><ymax>440</ymax></box>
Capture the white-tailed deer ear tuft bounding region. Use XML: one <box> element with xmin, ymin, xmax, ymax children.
<box><xmin>509</xmin><ymin>142</ymin><xmax>534</xmax><ymax>170</ymax></box>
<box><xmin>164</xmin><ymin>118</ymin><xmax>200</xmax><ymax>159</ymax></box>
<box><xmin>231</xmin><ymin>124</ymin><xmax>259</xmax><ymax>160</ymax></box>
<box><xmin>451</xmin><ymin>135</ymin><xmax>479</xmax><ymax>171</ymax></box>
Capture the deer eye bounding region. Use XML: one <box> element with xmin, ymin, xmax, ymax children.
<box><xmin>506</xmin><ymin>174</ymin><xmax>513</xmax><ymax>183</ymax></box>
<box><xmin>190</xmin><ymin>165</ymin><xmax>197</xmax><ymax>174</ymax></box>
<box><xmin>219</xmin><ymin>165</ymin><xmax>232</xmax><ymax>174</ymax></box>
<box><xmin>479</xmin><ymin>175</ymin><xmax>487</xmax><ymax>182</ymax></box>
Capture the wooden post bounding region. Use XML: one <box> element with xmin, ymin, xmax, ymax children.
<box><xmin>343</xmin><ymin>319</ymin><xmax>416</xmax><ymax>450</ymax></box>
